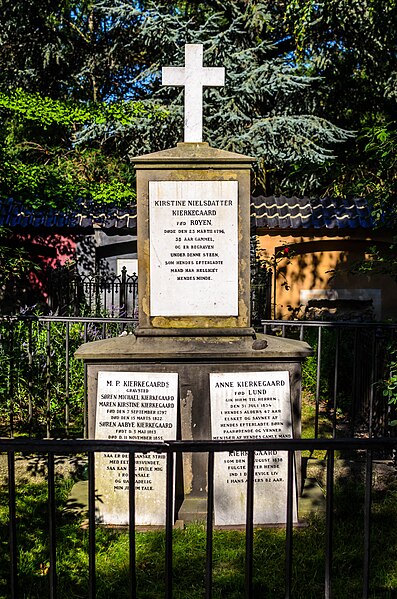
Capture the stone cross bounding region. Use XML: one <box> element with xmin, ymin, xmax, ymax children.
<box><xmin>162</xmin><ymin>44</ymin><xmax>225</xmax><ymax>143</ymax></box>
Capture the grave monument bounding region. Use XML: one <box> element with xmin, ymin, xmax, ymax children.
<box><xmin>76</xmin><ymin>44</ymin><xmax>311</xmax><ymax>526</ymax></box>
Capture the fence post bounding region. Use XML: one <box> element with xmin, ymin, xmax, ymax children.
<box><xmin>8</xmin><ymin>319</ymin><xmax>15</xmax><ymax>438</ymax></box>
<box><xmin>46</xmin><ymin>321</ymin><xmax>51</xmax><ymax>439</ymax></box>
<box><xmin>245</xmin><ymin>450</ymin><xmax>255</xmax><ymax>599</ymax></box>
<box><xmin>325</xmin><ymin>449</ymin><xmax>334</xmax><ymax>599</ymax></box>
<box><xmin>205</xmin><ymin>451</ymin><xmax>215</xmax><ymax>599</ymax></box>
<box><xmin>120</xmin><ymin>266</ymin><xmax>127</xmax><ymax>316</ymax></box>
<box><xmin>315</xmin><ymin>326</ymin><xmax>322</xmax><ymax>439</ymax></box>
<box><xmin>28</xmin><ymin>319</ymin><xmax>33</xmax><ymax>436</ymax></box>
<box><xmin>8</xmin><ymin>451</ymin><xmax>18</xmax><ymax>599</ymax></box>
<box><xmin>363</xmin><ymin>449</ymin><xmax>373</xmax><ymax>599</ymax></box>
<box><xmin>88</xmin><ymin>451</ymin><xmax>96</xmax><ymax>599</ymax></box>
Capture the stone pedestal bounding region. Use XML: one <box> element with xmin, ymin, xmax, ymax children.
<box><xmin>76</xmin><ymin>330</ymin><xmax>311</xmax><ymax>523</ymax></box>
<box><xmin>133</xmin><ymin>142</ymin><xmax>253</xmax><ymax>331</ymax></box>
<box><xmin>75</xmin><ymin>141</ymin><xmax>312</xmax><ymax>526</ymax></box>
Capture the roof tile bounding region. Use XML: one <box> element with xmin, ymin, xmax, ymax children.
<box><xmin>0</xmin><ymin>196</ymin><xmax>375</xmax><ymax>232</ymax></box>
<box><xmin>252</xmin><ymin>196</ymin><xmax>374</xmax><ymax>230</ymax></box>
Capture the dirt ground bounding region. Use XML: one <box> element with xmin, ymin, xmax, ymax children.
<box><xmin>0</xmin><ymin>452</ymin><xmax>86</xmax><ymax>486</ymax></box>
<box><xmin>0</xmin><ymin>451</ymin><xmax>395</xmax><ymax>495</ymax></box>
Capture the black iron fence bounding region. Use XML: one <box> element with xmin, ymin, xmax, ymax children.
<box><xmin>0</xmin><ymin>318</ymin><xmax>397</xmax><ymax>596</ymax></box>
<box><xmin>263</xmin><ymin>319</ymin><xmax>397</xmax><ymax>439</ymax></box>
<box><xmin>48</xmin><ymin>268</ymin><xmax>139</xmax><ymax>318</ymax></box>
<box><xmin>1</xmin><ymin>436</ymin><xmax>396</xmax><ymax>599</ymax></box>
<box><xmin>0</xmin><ymin>316</ymin><xmax>396</xmax><ymax>439</ymax></box>
<box><xmin>0</xmin><ymin>316</ymin><xmax>136</xmax><ymax>438</ymax></box>
<box><xmin>44</xmin><ymin>267</ymin><xmax>273</xmax><ymax>321</ymax></box>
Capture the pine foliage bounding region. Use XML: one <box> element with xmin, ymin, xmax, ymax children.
<box><xmin>0</xmin><ymin>0</ymin><xmax>395</xmax><ymax>205</ymax></box>
<box><xmin>93</xmin><ymin>1</ymin><xmax>351</xmax><ymax>188</ymax></box>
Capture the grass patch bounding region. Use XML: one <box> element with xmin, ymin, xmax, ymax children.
<box><xmin>0</xmin><ymin>475</ymin><xmax>397</xmax><ymax>598</ymax></box>
<box><xmin>301</xmin><ymin>391</ymin><xmax>335</xmax><ymax>459</ymax></box>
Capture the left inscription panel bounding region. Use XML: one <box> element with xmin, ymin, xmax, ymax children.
<box><xmin>95</xmin><ymin>371</ymin><xmax>178</xmax><ymax>525</ymax></box>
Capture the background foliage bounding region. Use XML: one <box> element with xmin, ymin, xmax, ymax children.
<box><xmin>0</xmin><ymin>0</ymin><xmax>395</xmax><ymax>212</ymax></box>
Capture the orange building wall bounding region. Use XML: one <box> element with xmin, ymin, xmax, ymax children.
<box><xmin>257</xmin><ymin>229</ymin><xmax>397</xmax><ymax>321</ymax></box>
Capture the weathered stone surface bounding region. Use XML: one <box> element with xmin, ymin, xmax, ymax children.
<box><xmin>75</xmin><ymin>332</ymin><xmax>312</xmax><ymax>361</ymax></box>
<box><xmin>133</xmin><ymin>142</ymin><xmax>253</xmax><ymax>331</ymax></box>
<box><xmin>78</xmin><ymin>331</ymin><xmax>311</xmax><ymax>524</ymax></box>
<box><xmin>210</xmin><ymin>371</ymin><xmax>297</xmax><ymax>525</ymax></box>
<box><xmin>94</xmin><ymin>371</ymin><xmax>178</xmax><ymax>525</ymax></box>
<box><xmin>75</xmin><ymin>134</ymin><xmax>313</xmax><ymax>527</ymax></box>
<box><xmin>130</xmin><ymin>141</ymin><xmax>255</xmax><ymax>165</ymax></box>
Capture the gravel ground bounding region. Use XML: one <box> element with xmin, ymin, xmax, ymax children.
<box><xmin>306</xmin><ymin>458</ymin><xmax>397</xmax><ymax>492</ymax></box>
<box><xmin>0</xmin><ymin>453</ymin><xmax>86</xmax><ymax>486</ymax></box>
<box><xmin>0</xmin><ymin>452</ymin><xmax>395</xmax><ymax>494</ymax></box>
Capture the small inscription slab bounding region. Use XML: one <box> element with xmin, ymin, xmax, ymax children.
<box><xmin>149</xmin><ymin>180</ymin><xmax>238</xmax><ymax>316</ymax></box>
<box><xmin>95</xmin><ymin>371</ymin><xmax>178</xmax><ymax>525</ymax></box>
<box><xmin>210</xmin><ymin>371</ymin><xmax>297</xmax><ymax>526</ymax></box>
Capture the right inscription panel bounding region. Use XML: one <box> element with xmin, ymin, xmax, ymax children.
<box><xmin>210</xmin><ymin>371</ymin><xmax>297</xmax><ymax>526</ymax></box>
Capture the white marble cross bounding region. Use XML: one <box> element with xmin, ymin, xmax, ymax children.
<box><xmin>162</xmin><ymin>44</ymin><xmax>225</xmax><ymax>143</ymax></box>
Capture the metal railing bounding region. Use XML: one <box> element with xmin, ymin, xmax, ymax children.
<box><xmin>0</xmin><ymin>316</ymin><xmax>396</xmax><ymax>439</ymax></box>
<box><xmin>2</xmin><ymin>266</ymin><xmax>272</xmax><ymax>320</ymax></box>
<box><xmin>2</xmin><ymin>436</ymin><xmax>396</xmax><ymax>599</ymax></box>
<box><xmin>43</xmin><ymin>267</ymin><xmax>272</xmax><ymax>320</ymax></box>
<box><xmin>48</xmin><ymin>268</ymin><xmax>139</xmax><ymax>317</ymax></box>
<box><xmin>262</xmin><ymin>319</ymin><xmax>397</xmax><ymax>439</ymax></box>
<box><xmin>0</xmin><ymin>316</ymin><xmax>136</xmax><ymax>438</ymax></box>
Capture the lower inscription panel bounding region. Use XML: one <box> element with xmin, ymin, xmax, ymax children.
<box><xmin>210</xmin><ymin>371</ymin><xmax>297</xmax><ymax>525</ymax></box>
<box><xmin>95</xmin><ymin>371</ymin><xmax>178</xmax><ymax>525</ymax></box>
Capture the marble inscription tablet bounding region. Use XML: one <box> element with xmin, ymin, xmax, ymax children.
<box><xmin>95</xmin><ymin>371</ymin><xmax>178</xmax><ymax>525</ymax></box>
<box><xmin>210</xmin><ymin>371</ymin><xmax>297</xmax><ymax>526</ymax></box>
<box><xmin>149</xmin><ymin>180</ymin><xmax>238</xmax><ymax>316</ymax></box>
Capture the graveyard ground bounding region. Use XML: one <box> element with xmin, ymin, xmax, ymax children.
<box><xmin>0</xmin><ymin>393</ymin><xmax>396</xmax><ymax>598</ymax></box>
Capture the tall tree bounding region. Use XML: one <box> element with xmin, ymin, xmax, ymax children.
<box><xmin>280</xmin><ymin>0</ymin><xmax>397</xmax><ymax>210</ymax></box>
<box><xmin>91</xmin><ymin>0</ymin><xmax>351</xmax><ymax>193</ymax></box>
<box><xmin>0</xmin><ymin>1</ymin><xmax>164</xmax><ymax>208</ymax></box>
<box><xmin>0</xmin><ymin>0</ymin><xmax>396</xmax><ymax>205</ymax></box>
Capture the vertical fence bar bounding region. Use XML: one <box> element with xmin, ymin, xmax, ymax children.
<box><xmin>48</xmin><ymin>452</ymin><xmax>57</xmax><ymax>599</ymax></box>
<box><xmin>111</xmin><ymin>279</ymin><xmax>115</xmax><ymax>317</ymax></box>
<box><xmin>165</xmin><ymin>450</ymin><xmax>174</xmax><ymax>599</ymax></box>
<box><xmin>299</xmin><ymin>324</ymin><xmax>304</xmax><ymax>341</ymax></box>
<box><xmin>133</xmin><ymin>276</ymin><xmax>138</xmax><ymax>318</ymax></box>
<box><xmin>129</xmin><ymin>452</ymin><xmax>137</xmax><ymax>599</ymax></box>
<box><xmin>351</xmin><ymin>328</ymin><xmax>359</xmax><ymax>436</ymax></box>
<box><xmin>205</xmin><ymin>451</ymin><xmax>214</xmax><ymax>599</ymax></box>
<box><xmin>120</xmin><ymin>267</ymin><xmax>127</xmax><ymax>315</ymax></box>
<box><xmin>369</xmin><ymin>330</ymin><xmax>376</xmax><ymax>437</ymax></box>
<box><xmin>245</xmin><ymin>450</ymin><xmax>255</xmax><ymax>599</ymax></box>
<box><xmin>65</xmin><ymin>322</ymin><xmax>70</xmax><ymax>437</ymax></box>
<box><xmin>88</xmin><ymin>279</ymin><xmax>93</xmax><ymax>314</ymax></box>
<box><xmin>8</xmin><ymin>450</ymin><xmax>18</xmax><ymax>599</ymax></box>
<box><xmin>9</xmin><ymin>320</ymin><xmax>15</xmax><ymax>438</ymax></box>
<box><xmin>325</xmin><ymin>449</ymin><xmax>334</xmax><ymax>599</ymax></box>
<box><xmin>46</xmin><ymin>321</ymin><xmax>51</xmax><ymax>438</ymax></box>
<box><xmin>27</xmin><ymin>319</ymin><xmax>33</xmax><ymax>436</ymax></box>
<box><xmin>88</xmin><ymin>451</ymin><xmax>96</xmax><ymax>599</ymax></box>
<box><xmin>272</xmin><ymin>262</ymin><xmax>277</xmax><ymax>320</ymax></box>
<box><xmin>95</xmin><ymin>277</ymin><xmax>101</xmax><ymax>316</ymax></box>
<box><xmin>315</xmin><ymin>326</ymin><xmax>322</xmax><ymax>439</ymax></box>
<box><xmin>285</xmin><ymin>450</ymin><xmax>294</xmax><ymax>599</ymax></box>
<box><xmin>363</xmin><ymin>449</ymin><xmax>373</xmax><ymax>599</ymax></box>
<box><xmin>332</xmin><ymin>329</ymin><xmax>339</xmax><ymax>439</ymax></box>
<box><xmin>83</xmin><ymin>323</ymin><xmax>88</xmax><ymax>439</ymax></box>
